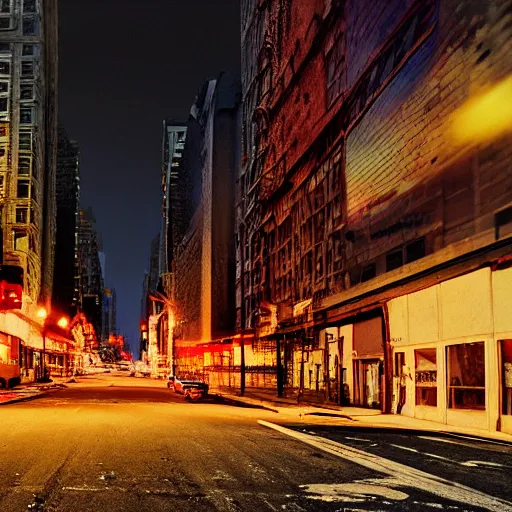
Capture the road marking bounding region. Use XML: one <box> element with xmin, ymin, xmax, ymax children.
<box><xmin>442</xmin><ymin>432</ymin><xmax>512</xmax><ymax>447</ymax></box>
<box><xmin>461</xmin><ymin>461</ymin><xmax>505</xmax><ymax>468</ymax></box>
<box><xmin>258</xmin><ymin>420</ymin><xmax>512</xmax><ymax>512</ymax></box>
<box><xmin>300</xmin><ymin>479</ymin><xmax>409</xmax><ymax>503</ymax></box>
<box><xmin>345</xmin><ymin>436</ymin><xmax>371</xmax><ymax>442</ymax></box>
<box><xmin>390</xmin><ymin>444</ymin><xmax>453</xmax><ymax>462</ymax></box>
<box><xmin>419</xmin><ymin>436</ymin><xmax>463</xmax><ymax>446</ymax></box>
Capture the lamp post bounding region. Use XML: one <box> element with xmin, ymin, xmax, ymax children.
<box><xmin>37</xmin><ymin>308</ymin><xmax>69</xmax><ymax>381</ymax></box>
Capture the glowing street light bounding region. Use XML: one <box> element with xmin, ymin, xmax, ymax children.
<box><xmin>37</xmin><ymin>307</ymin><xmax>48</xmax><ymax>320</ymax></box>
<box><xmin>57</xmin><ymin>317</ymin><xmax>69</xmax><ymax>329</ymax></box>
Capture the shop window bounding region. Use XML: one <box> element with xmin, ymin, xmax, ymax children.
<box><xmin>21</xmin><ymin>61</ymin><xmax>33</xmax><ymax>78</ymax></box>
<box><xmin>501</xmin><ymin>340</ymin><xmax>512</xmax><ymax>415</ymax></box>
<box><xmin>386</xmin><ymin>248</ymin><xmax>403</xmax><ymax>272</ymax></box>
<box><xmin>447</xmin><ymin>342</ymin><xmax>485</xmax><ymax>410</ymax></box>
<box><xmin>406</xmin><ymin>237</ymin><xmax>426</xmax><ymax>263</ymax></box>
<box><xmin>17</xmin><ymin>179</ymin><xmax>29</xmax><ymax>198</ymax></box>
<box><xmin>20</xmin><ymin>83</ymin><xmax>33</xmax><ymax>100</ymax></box>
<box><xmin>415</xmin><ymin>348</ymin><xmax>437</xmax><ymax>406</ymax></box>
<box><xmin>16</xmin><ymin>207</ymin><xmax>28</xmax><ymax>223</ymax></box>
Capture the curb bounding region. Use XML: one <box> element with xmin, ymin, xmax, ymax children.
<box><xmin>213</xmin><ymin>393</ymin><xmax>280</xmax><ymax>413</ymax></box>
<box><xmin>0</xmin><ymin>391</ymin><xmax>48</xmax><ymax>406</ymax></box>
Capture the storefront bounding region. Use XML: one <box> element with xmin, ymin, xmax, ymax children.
<box><xmin>388</xmin><ymin>265</ymin><xmax>512</xmax><ymax>434</ymax></box>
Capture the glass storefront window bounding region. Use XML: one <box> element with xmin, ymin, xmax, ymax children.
<box><xmin>415</xmin><ymin>348</ymin><xmax>437</xmax><ymax>406</ymax></box>
<box><xmin>447</xmin><ymin>342</ymin><xmax>485</xmax><ymax>410</ymax></box>
<box><xmin>501</xmin><ymin>340</ymin><xmax>512</xmax><ymax>416</ymax></box>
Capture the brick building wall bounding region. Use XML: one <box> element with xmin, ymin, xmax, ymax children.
<box><xmin>240</xmin><ymin>0</ymin><xmax>512</xmax><ymax>330</ymax></box>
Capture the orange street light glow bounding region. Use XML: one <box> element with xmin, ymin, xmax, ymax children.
<box><xmin>57</xmin><ymin>317</ymin><xmax>69</xmax><ymax>329</ymax></box>
<box><xmin>451</xmin><ymin>75</ymin><xmax>512</xmax><ymax>145</ymax></box>
<box><xmin>37</xmin><ymin>307</ymin><xmax>48</xmax><ymax>319</ymax></box>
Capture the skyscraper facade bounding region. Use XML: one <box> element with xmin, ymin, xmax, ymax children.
<box><xmin>0</xmin><ymin>0</ymin><xmax>59</xmax><ymax>305</ymax></box>
<box><xmin>76</xmin><ymin>207</ymin><xmax>103</xmax><ymax>342</ymax></box>
<box><xmin>53</xmin><ymin>127</ymin><xmax>80</xmax><ymax>317</ymax></box>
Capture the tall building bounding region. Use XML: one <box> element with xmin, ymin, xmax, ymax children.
<box><xmin>53</xmin><ymin>127</ymin><xmax>80</xmax><ymax>317</ymax></box>
<box><xmin>160</xmin><ymin>121</ymin><xmax>187</xmax><ymax>282</ymax></box>
<box><xmin>173</xmin><ymin>72</ymin><xmax>240</xmax><ymax>368</ymax></box>
<box><xmin>238</xmin><ymin>0</ymin><xmax>512</xmax><ymax>435</ymax></box>
<box><xmin>0</xmin><ymin>0</ymin><xmax>59</xmax><ymax>305</ymax></box>
<box><xmin>76</xmin><ymin>207</ymin><xmax>103</xmax><ymax>342</ymax></box>
<box><xmin>102</xmin><ymin>287</ymin><xmax>117</xmax><ymax>340</ymax></box>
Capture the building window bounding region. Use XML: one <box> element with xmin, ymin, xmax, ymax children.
<box><xmin>501</xmin><ymin>340</ymin><xmax>512</xmax><ymax>416</ymax></box>
<box><xmin>22</xmin><ymin>44</ymin><xmax>33</xmax><ymax>56</ymax></box>
<box><xmin>0</xmin><ymin>96</ymin><xmax>7</xmax><ymax>113</ymax></box>
<box><xmin>17</xmin><ymin>179</ymin><xmax>29</xmax><ymax>198</ymax></box>
<box><xmin>18</xmin><ymin>156</ymin><xmax>31</xmax><ymax>175</ymax></box>
<box><xmin>15</xmin><ymin>207</ymin><xmax>28</xmax><ymax>223</ymax></box>
<box><xmin>21</xmin><ymin>61</ymin><xmax>33</xmax><ymax>78</ymax></box>
<box><xmin>0</xmin><ymin>60</ymin><xmax>9</xmax><ymax>75</ymax></box>
<box><xmin>447</xmin><ymin>342</ymin><xmax>486</xmax><ymax>410</ymax></box>
<box><xmin>22</xmin><ymin>16</ymin><xmax>38</xmax><ymax>35</ymax></box>
<box><xmin>0</xmin><ymin>16</ymin><xmax>11</xmax><ymax>30</ymax></box>
<box><xmin>325</xmin><ymin>31</ymin><xmax>345</xmax><ymax>105</ymax></box>
<box><xmin>0</xmin><ymin>0</ymin><xmax>11</xmax><ymax>14</ymax></box>
<box><xmin>19</xmin><ymin>131</ymin><xmax>32</xmax><ymax>151</ymax></box>
<box><xmin>361</xmin><ymin>263</ymin><xmax>376</xmax><ymax>283</ymax></box>
<box><xmin>386</xmin><ymin>249</ymin><xmax>403</xmax><ymax>272</ymax></box>
<box><xmin>415</xmin><ymin>349</ymin><xmax>437</xmax><ymax>406</ymax></box>
<box><xmin>0</xmin><ymin>80</ymin><xmax>8</xmax><ymax>93</ymax></box>
<box><xmin>20</xmin><ymin>83</ymin><xmax>33</xmax><ymax>100</ymax></box>
<box><xmin>23</xmin><ymin>0</ymin><xmax>36</xmax><ymax>13</ymax></box>
<box><xmin>13</xmin><ymin>229</ymin><xmax>28</xmax><ymax>251</ymax></box>
<box><xmin>20</xmin><ymin>107</ymin><xmax>32</xmax><ymax>124</ymax></box>
<box><xmin>406</xmin><ymin>238</ymin><xmax>426</xmax><ymax>263</ymax></box>
<box><xmin>0</xmin><ymin>42</ymin><xmax>10</xmax><ymax>53</ymax></box>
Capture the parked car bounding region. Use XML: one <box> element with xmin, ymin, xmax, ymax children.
<box><xmin>167</xmin><ymin>375</ymin><xmax>209</xmax><ymax>397</ymax></box>
<box><xmin>134</xmin><ymin>361</ymin><xmax>151</xmax><ymax>377</ymax></box>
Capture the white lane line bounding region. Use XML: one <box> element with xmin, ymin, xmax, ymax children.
<box><xmin>443</xmin><ymin>433</ymin><xmax>512</xmax><ymax>447</ymax></box>
<box><xmin>419</xmin><ymin>436</ymin><xmax>463</xmax><ymax>446</ymax></box>
<box><xmin>345</xmin><ymin>436</ymin><xmax>372</xmax><ymax>442</ymax></box>
<box><xmin>461</xmin><ymin>461</ymin><xmax>505</xmax><ymax>468</ymax></box>
<box><xmin>258</xmin><ymin>420</ymin><xmax>512</xmax><ymax>512</ymax></box>
<box><xmin>390</xmin><ymin>444</ymin><xmax>453</xmax><ymax>462</ymax></box>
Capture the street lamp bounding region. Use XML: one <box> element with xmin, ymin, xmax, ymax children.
<box><xmin>37</xmin><ymin>307</ymin><xmax>48</xmax><ymax>380</ymax></box>
<box><xmin>57</xmin><ymin>317</ymin><xmax>69</xmax><ymax>329</ymax></box>
<box><xmin>36</xmin><ymin>308</ymin><xmax>69</xmax><ymax>381</ymax></box>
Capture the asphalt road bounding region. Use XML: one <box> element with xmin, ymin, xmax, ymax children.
<box><xmin>0</xmin><ymin>374</ymin><xmax>510</xmax><ymax>512</ymax></box>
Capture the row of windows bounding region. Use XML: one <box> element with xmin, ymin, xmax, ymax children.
<box><xmin>0</xmin><ymin>0</ymin><xmax>36</xmax><ymax>14</ymax></box>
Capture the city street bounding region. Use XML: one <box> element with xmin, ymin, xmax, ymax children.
<box><xmin>0</xmin><ymin>375</ymin><xmax>510</xmax><ymax>511</ymax></box>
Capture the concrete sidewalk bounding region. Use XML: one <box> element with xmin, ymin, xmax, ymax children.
<box><xmin>0</xmin><ymin>377</ymin><xmax>71</xmax><ymax>405</ymax></box>
<box><xmin>214</xmin><ymin>387</ymin><xmax>512</xmax><ymax>444</ymax></box>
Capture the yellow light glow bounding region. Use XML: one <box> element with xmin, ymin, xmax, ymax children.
<box><xmin>451</xmin><ymin>75</ymin><xmax>512</xmax><ymax>145</ymax></box>
<box><xmin>57</xmin><ymin>317</ymin><xmax>69</xmax><ymax>329</ymax></box>
<box><xmin>36</xmin><ymin>307</ymin><xmax>47</xmax><ymax>320</ymax></box>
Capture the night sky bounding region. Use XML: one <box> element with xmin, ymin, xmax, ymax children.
<box><xmin>59</xmin><ymin>0</ymin><xmax>241</xmax><ymax>354</ymax></box>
